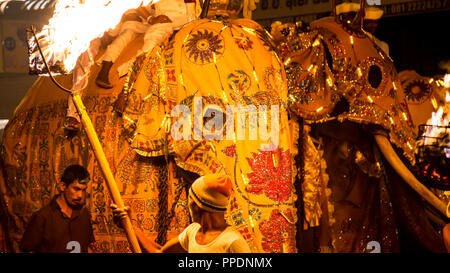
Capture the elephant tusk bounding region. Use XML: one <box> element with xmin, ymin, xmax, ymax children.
<box><xmin>374</xmin><ymin>134</ymin><xmax>448</xmax><ymax>218</ymax></box>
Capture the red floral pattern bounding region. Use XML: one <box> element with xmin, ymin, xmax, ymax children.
<box><xmin>259</xmin><ymin>209</ymin><xmax>296</xmax><ymax>253</ymax></box>
<box><xmin>238</xmin><ymin>227</ymin><xmax>253</xmax><ymax>241</ymax></box>
<box><xmin>222</xmin><ymin>144</ymin><xmax>236</xmax><ymax>157</ymax></box>
<box><xmin>246</xmin><ymin>148</ymin><xmax>291</xmax><ymax>202</ymax></box>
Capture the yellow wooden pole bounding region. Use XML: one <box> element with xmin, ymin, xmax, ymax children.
<box><xmin>72</xmin><ymin>92</ymin><xmax>142</xmax><ymax>253</ymax></box>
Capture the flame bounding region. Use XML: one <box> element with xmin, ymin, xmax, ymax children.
<box><xmin>444</xmin><ymin>74</ymin><xmax>450</xmax><ymax>89</ymax></box>
<box><xmin>423</xmin><ymin>74</ymin><xmax>450</xmax><ymax>158</ymax></box>
<box><xmin>422</xmin><ymin>74</ymin><xmax>450</xmax><ymax>158</ymax></box>
<box><xmin>422</xmin><ymin>107</ymin><xmax>449</xmax><ymax>158</ymax></box>
<box><xmin>35</xmin><ymin>0</ymin><xmax>155</xmax><ymax>73</ymax></box>
<box><xmin>425</xmin><ymin>107</ymin><xmax>448</xmax><ymax>136</ymax></box>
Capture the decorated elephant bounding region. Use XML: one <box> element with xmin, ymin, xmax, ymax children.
<box><xmin>0</xmin><ymin>59</ymin><xmax>188</xmax><ymax>252</ymax></box>
<box><xmin>115</xmin><ymin>2</ymin><xmax>297</xmax><ymax>252</ymax></box>
<box><xmin>0</xmin><ymin>0</ymin><xmax>298</xmax><ymax>253</ymax></box>
<box><xmin>270</xmin><ymin>0</ymin><xmax>449</xmax><ymax>252</ymax></box>
<box><xmin>0</xmin><ymin>12</ymin><xmax>192</xmax><ymax>253</ymax></box>
<box><xmin>1</xmin><ymin>0</ymin><xmax>448</xmax><ymax>253</ymax></box>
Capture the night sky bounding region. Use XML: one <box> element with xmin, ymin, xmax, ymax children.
<box><xmin>377</xmin><ymin>9</ymin><xmax>450</xmax><ymax>77</ymax></box>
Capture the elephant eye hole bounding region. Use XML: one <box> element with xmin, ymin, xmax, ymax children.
<box><xmin>368</xmin><ymin>65</ymin><xmax>382</xmax><ymax>89</ymax></box>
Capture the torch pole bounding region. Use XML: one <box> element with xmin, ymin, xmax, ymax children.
<box><xmin>72</xmin><ymin>92</ymin><xmax>142</xmax><ymax>253</ymax></box>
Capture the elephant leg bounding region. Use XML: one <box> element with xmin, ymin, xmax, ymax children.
<box><xmin>306</xmin><ymin>122</ymin><xmax>401</xmax><ymax>252</ymax></box>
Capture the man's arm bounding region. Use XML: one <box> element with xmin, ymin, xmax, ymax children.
<box><xmin>134</xmin><ymin>228</ymin><xmax>162</xmax><ymax>253</ymax></box>
<box><xmin>160</xmin><ymin>236</ymin><xmax>186</xmax><ymax>253</ymax></box>
<box><xmin>110</xmin><ymin>204</ymin><xmax>162</xmax><ymax>253</ymax></box>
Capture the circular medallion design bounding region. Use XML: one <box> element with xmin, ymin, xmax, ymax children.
<box><xmin>184</xmin><ymin>29</ymin><xmax>224</xmax><ymax>65</ymax></box>
<box><xmin>404</xmin><ymin>79</ymin><xmax>432</xmax><ymax>104</ymax></box>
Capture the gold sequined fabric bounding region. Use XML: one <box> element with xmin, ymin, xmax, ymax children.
<box><xmin>274</xmin><ymin>17</ymin><xmax>417</xmax><ymax>164</ymax></box>
<box><xmin>0</xmin><ymin>39</ymin><xmax>190</xmax><ymax>252</ymax></box>
<box><xmin>120</xmin><ymin>18</ymin><xmax>297</xmax><ymax>253</ymax></box>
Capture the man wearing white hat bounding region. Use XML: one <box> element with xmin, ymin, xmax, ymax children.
<box><xmin>169</xmin><ymin>174</ymin><xmax>251</xmax><ymax>253</ymax></box>
<box><xmin>335</xmin><ymin>2</ymin><xmax>390</xmax><ymax>56</ymax></box>
<box><xmin>111</xmin><ymin>174</ymin><xmax>251</xmax><ymax>253</ymax></box>
<box><xmin>336</xmin><ymin>1</ymin><xmax>360</xmax><ymax>20</ymax></box>
<box><xmin>364</xmin><ymin>5</ymin><xmax>390</xmax><ymax>56</ymax></box>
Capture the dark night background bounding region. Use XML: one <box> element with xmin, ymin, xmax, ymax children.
<box><xmin>377</xmin><ymin>9</ymin><xmax>450</xmax><ymax>77</ymax></box>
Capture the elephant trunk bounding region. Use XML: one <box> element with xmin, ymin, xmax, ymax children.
<box><xmin>374</xmin><ymin>134</ymin><xmax>448</xmax><ymax>217</ymax></box>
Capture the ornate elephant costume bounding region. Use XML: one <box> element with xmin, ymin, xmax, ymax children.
<box><xmin>271</xmin><ymin>10</ymin><xmax>448</xmax><ymax>252</ymax></box>
<box><xmin>0</xmin><ymin>0</ymin><xmax>297</xmax><ymax>253</ymax></box>
<box><xmin>0</xmin><ymin>24</ymin><xmax>191</xmax><ymax>253</ymax></box>
<box><xmin>275</xmin><ymin>16</ymin><xmax>416</xmax><ymax>162</ymax></box>
<box><xmin>0</xmin><ymin>68</ymin><xmax>192</xmax><ymax>252</ymax></box>
<box><xmin>118</xmin><ymin>14</ymin><xmax>297</xmax><ymax>252</ymax></box>
<box><xmin>1</xmin><ymin>0</ymin><xmax>448</xmax><ymax>253</ymax></box>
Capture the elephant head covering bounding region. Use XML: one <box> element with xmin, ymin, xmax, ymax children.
<box><xmin>272</xmin><ymin>14</ymin><xmax>417</xmax><ymax>164</ymax></box>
